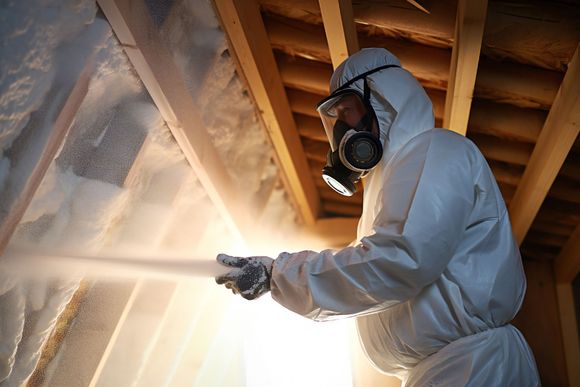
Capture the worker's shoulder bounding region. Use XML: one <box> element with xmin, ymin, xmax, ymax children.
<box><xmin>407</xmin><ymin>128</ymin><xmax>484</xmax><ymax>168</ymax></box>
<box><xmin>427</xmin><ymin>128</ymin><xmax>482</xmax><ymax>158</ymax></box>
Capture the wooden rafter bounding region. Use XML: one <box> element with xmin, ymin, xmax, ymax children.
<box><xmin>213</xmin><ymin>0</ymin><xmax>320</xmax><ymax>225</ymax></box>
<box><xmin>509</xmin><ymin>46</ymin><xmax>580</xmax><ymax>244</ymax></box>
<box><xmin>0</xmin><ymin>51</ymin><xmax>98</xmax><ymax>254</ymax></box>
<box><xmin>98</xmin><ymin>0</ymin><xmax>256</xmax><ymax>239</ymax></box>
<box><xmin>444</xmin><ymin>0</ymin><xmax>487</xmax><ymax>135</ymax></box>
<box><xmin>318</xmin><ymin>0</ymin><xmax>359</xmax><ymax>69</ymax></box>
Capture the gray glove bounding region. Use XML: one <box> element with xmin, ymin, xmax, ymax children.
<box><xmin>215</xmin><ymin>254</ymin><xmax>274</xmax><ymax>300</ymax></box>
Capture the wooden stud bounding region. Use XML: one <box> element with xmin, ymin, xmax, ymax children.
<box><xmin>555</xmin><ymin>283</ymin><xmax>580</xmax><ymax>387</ymax></box>
<box><xmin>554</xmin><ymin>223</ymin><xmax>580</xmax><ymax>284</ymax></box>
<box><xmin>214</xmin><ymin>0</ymin><xmax>320</xmax><ymax>224</ymax></box>
<box><xmin>318</xmin><ymin>0</ymin><xmax>359</xmax><ymax>69</ymax></box>
<box><xmin>444</xmin><ymin>0</ymin><xmax>487</xmax><ymax>135</ymax></box>
<box><xmin>509</xmin><ymin>46</ymin><xmax>580</xmax><ymax>244</ymax></box>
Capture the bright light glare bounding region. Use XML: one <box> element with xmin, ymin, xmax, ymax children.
<box><xmin>242</xmin><ymin>296</ymin><xmax>353</xmax><ymax>387</ymax></box>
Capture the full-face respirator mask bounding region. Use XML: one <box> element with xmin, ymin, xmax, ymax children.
<box><xmin>316</xmin><ymin>64</ymin><xmax>399</xmax><ymax>196</ymax></box>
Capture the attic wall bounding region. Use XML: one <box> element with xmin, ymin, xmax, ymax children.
<box><xmin>0</xmin><ymin>0</ymin><xmax>300</xmax><ymax>385</ymax></box>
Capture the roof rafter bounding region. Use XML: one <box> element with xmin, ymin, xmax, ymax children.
<box><xmin>443</xmin><ymin>0</ymin><xmax>487</xmax><ymax>135</ymax></box>
<box><xmin>97</xmin><ymin>0</ymin><xmax>257</xmax><ymax>240</ymax></box>
<box><xmin>509</xmin><ymin>46</ymin><xmax>580</xmax><ymax>244</ymax></box>
<box><xmin>0</xmin><ymin>51</ymin><xmax>98</xmax><ymax>253</ymax></box>
<box><xmin>318</xmin><ymin>0</ymin><xmax>359</xmax><ymax>69</ymax></box>
<box><xmin>214</xmin><ymin>0</ymin><xmax>320</xmax><ymax>225</ymax></box>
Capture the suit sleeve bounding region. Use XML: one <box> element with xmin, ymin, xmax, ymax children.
<box><xmin>270</xmin><ymin>134</ymin><xmax>480</xmax><ymax>321</ymax></box>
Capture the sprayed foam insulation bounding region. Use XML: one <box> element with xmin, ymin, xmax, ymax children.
<box><xmin>0</xmin><ymin>0</ymin><xmax>298</xmax><ymax>384</ymax></box>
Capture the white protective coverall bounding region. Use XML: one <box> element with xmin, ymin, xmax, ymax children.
<box><xmin>270</xmin><ymin>48</ymin><xmax>540</xmax><ymax>386</ymax></box>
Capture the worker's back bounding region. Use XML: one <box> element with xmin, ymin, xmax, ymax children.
<box><xmin>356</xmin><ymin>128</ymin><xmax>538</xmax><ymax>386</ymax></box>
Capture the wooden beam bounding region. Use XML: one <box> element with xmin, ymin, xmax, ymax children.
<box><xmin>260</xmin><ymin>0</ymin><xmax>579</xmax><ymax>70</ymax></box>
<box><xmin>214</xmin><ymin>0</ymin><xmax>320</xmax><ymax>225</ymax></box>
<box><xmin>0</xmin><ymin>50</ymin><xmax>98</xmax><ymax>254</ymax></box>
<box><xmin>318</xmin><ymin>0</ymin><xmax>359</xmax><ymax>69</ymax></box>
<box><xmin>97</xmin><ymin>0</ymin><xmax>255</xmax><ymax>238</ymax></box>
<box><xmin>266</xmin><ymin>13</ymin><xmax>562</xmax><ymax>109</ymax></box>
<box><xmin>555</xmin><ymin>283</ymin><xmax>580</xmax><ymax>387</ymax></box>
<box><xmin>554</xmin><ymin>223</ymin><xmax>580</xmax><ymax>284</ymax></box>
<box><xmin>508</xmin><ymin>46</ymin><xmax>580</xmax><ymax>244</ymax></box>
<box><xmin>443</xmin><ymin>0</ymin><xmax>487</xmax><ymax>135</ymax></box>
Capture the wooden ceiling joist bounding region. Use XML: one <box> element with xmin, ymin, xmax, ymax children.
<box><xmin>443</xmin><ymin>0</ymin><xmax>487</xmax><ymax>135</ymax></box>
<box><xmin>318</xmin><ymin>0</ymin><xmax>359</xmax><ymax>69</ymax></box>
<box><xmin>214</xmin><ymin>0</ymin><xmax>320</xmax><ymax>224</ymax></box>
<box><xmin>509</xmin><ymin>46</ymin><xmax>580</xmax><ymax>244</ymax></box>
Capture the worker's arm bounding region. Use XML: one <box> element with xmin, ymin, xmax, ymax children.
<box><xmin>271</xmin><ymin>133</ymin><xmax>481</xmax><ymax>321</ymax></box>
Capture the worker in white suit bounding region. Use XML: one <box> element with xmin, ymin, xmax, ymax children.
<box><xmin>216</xmin><ymin>48</ymin><xmax>540</xmax><ymax>386</ymax></box>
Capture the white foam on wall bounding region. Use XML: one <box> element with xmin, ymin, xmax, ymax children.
<box><xmin>160</xmin><ymin>0</ymin><xmax>279</xmax><ymax>197</ymax></box>
<box><xmin>0</xmin><ymin>0</ymin><xmax>300</xmax><ymax>385</ymax></box>
<box><xmin>0</xmin><ymin>0</ymin><xmax>96</xmax><ymax>155</ymax></box>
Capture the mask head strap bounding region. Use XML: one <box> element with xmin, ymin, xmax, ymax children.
<box><xmin>334</xmin><ymin>64</ymin><xmax>400</xmax><ymax>94</ymax></box>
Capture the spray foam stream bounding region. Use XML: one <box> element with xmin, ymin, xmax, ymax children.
<box><xmin>1</xmin><ymin>247</ymin><xmax>232</xmax><ymax>280</ymax></box>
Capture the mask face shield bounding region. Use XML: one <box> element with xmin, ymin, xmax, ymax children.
<box><xmin>316</xmin><ymin>90</ymin><xmax>370</xmax><ymax>151</ymax></box>
<box><xmin>316</xmin><ymin>89</ymin><xmax>382</xmax><ymax>196</ymax></box>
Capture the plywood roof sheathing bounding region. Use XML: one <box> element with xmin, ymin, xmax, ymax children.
<box><xmin>509</xmin><ymin>46</ymin><xmax>580</xmax><ymax>244</ymax></box>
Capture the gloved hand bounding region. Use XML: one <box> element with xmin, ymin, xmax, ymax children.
<box><xmin>215</xmin><ymin>254</ymin><xmax>274</xmax><ymax>300</ymax></box>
